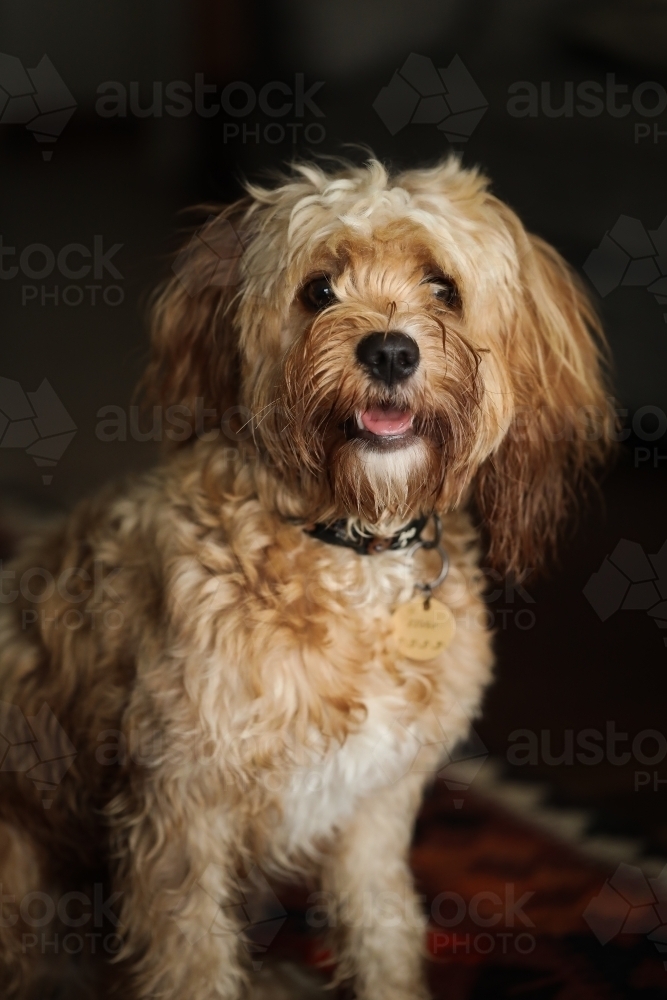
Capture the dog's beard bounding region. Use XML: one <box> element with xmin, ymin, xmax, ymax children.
<box><xmin>251</xmin><ymin>318</ymin><xmax>484</xmax><ymax>524</ymax></box>
<box><xmin>331</xmin><ymin>435</ymin><xmax>435</xmax><ymax>522</ymax></box>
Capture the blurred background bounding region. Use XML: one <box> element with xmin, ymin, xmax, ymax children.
<box><xmin>1</xmin><ymin>0</ymin><xmax>667</xmax><ymax>986</ymax></box>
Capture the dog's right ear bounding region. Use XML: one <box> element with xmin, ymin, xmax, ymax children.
<box><xmin>140</xmin><ymin>199</ymin><xmax>252</xmax><ymax>444</ymax></box>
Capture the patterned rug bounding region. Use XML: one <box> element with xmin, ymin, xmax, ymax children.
<box><xmin>258</xmin><ymin>772</ymin><xmax>667</xmax><ymax>998</ymax></box>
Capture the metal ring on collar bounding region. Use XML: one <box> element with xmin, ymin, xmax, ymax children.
<box><xmin>409</xmin><ymin>513</ymin><xmax>450</xmax><ymax>592</ymax></box>
<box><xmin>409</xmin><ymin>512</ymin><xmax>441</xmax><ymax>553</ymax></box>
<box><xmin>414</xmin><ymin>544</ymin><xmax>450</xmax><ymax>593</ymax></box>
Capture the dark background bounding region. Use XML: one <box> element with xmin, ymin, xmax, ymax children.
<box><xmin>1</xmin><ymin>0</ymin><xmax>666</xmax><ymax>856</ymax></box>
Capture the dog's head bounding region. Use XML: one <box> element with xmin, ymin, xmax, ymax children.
<box><xmin>144</xmin><ymin>157</ymin><xmax>611</xmax><ymax>575</ymax></box>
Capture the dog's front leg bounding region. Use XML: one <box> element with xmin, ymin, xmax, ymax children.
<box><xmin>114</xmin><ymin>815</ymin><xmax>247</xmax><ymax>1000</ymax></box>
<box><xmin>323</xmin><ymin>773</ymin><xmax>431</xmax><ymax>1000</ymax></box>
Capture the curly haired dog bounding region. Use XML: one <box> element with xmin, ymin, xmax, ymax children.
<box><xmin>0</xmin><ymin>157</ymin><xmax>610</xmax><ymax>999</ymax></box>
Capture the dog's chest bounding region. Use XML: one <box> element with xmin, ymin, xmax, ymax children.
<box><xmin>253</xmin><ymin>546</ymin><xmax>463</xmax><ymax>851</ymax></box>
<box><xmin>212</xmin><ymin>522</ymin><xmax>487</xmax><ymax>855</ymax></box>
<box><xmin>276</xmin><ymin>699</ymin><xmax>438</xmax><ymax>851</ymax></box>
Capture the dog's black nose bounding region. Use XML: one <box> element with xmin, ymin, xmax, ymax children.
<box><xmin>356</xmin><ymin>332</ymin><xmax>420</xmax><ymax>386</ymax></box>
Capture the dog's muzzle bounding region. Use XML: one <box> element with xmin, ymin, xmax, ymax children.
<box><xmin>356</xmin><ymin>331</ymin><xmax>420</xmax><ymax>387</ymax></box>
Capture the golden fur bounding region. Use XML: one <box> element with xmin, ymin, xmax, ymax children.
<box><xmin>0</xmin><ymin>157</ymin><xmax>610</xmax><ymax>999</ymax></box>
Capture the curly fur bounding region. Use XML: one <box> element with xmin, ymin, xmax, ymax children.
<box><xmin>0</xmin><ymin>156</ymin><xmax>611</xmax><ymax>999</ymax></box>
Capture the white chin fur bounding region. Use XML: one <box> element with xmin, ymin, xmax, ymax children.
<box><xmin>356</xmin><ymin>438</ymin><xmax>429</xmax><ymax>513</ymax></box>
<box><xmin>358</xmin><ymin>437</ymin><xmax>426</xmax><ymax>471</ymax></box>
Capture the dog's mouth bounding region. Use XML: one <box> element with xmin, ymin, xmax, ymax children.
<box><xmin>344</xmin><ymin>405</ymin><xmax>416</xmax><ymax>449</ymax></box>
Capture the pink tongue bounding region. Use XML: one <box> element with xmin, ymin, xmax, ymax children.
<box><xmin>360</xmin><ymin>407</ymin><xmax>413</xmax><ymax>436</ymax></box>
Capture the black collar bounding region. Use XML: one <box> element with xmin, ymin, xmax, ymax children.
<box><xmin>305</xmin><ymin>514</ymin><xmax>429</xmax><ymax>555</ymax></box>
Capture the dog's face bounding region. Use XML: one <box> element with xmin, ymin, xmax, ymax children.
<box><xmin>244</xmin><ymin>214</ymin><xmax>490</xmax><ymax>529</ymax></box>
<box><xmin>145</xmin><ymin>158</ymin><xmax>611</xmax><ymax>574</ymax></box>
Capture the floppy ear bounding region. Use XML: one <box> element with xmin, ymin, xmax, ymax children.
<box><xmin>475</xmin><ymin>232</ymin><xmax>613</xmax><ymax>577</ymax></box>
<box><xmin>139</xmin><ymin>200</ymin><xmax>251</xmax><ymax>444</ymax></box>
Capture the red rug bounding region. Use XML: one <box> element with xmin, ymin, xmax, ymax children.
<box><xmin>263</xmin><ymin>779</ymin><xmax>667</xmax><ymax>998</ymax></box>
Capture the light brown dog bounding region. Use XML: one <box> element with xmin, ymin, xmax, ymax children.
<box><xmin>0</xmin><ymin>156</ymin><xmax>610</xmax><ymax>999</ymax></box>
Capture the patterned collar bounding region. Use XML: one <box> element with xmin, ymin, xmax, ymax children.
<box><xmin>304</xmin><ymin>515</ymin><xmax>429</xmax><ymax>555</ymax></box>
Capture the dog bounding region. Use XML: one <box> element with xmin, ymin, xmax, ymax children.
<box><xmin>0</xmin><ymin>156</ymin><xmax>611</xmax><ymax>999</ymax></box>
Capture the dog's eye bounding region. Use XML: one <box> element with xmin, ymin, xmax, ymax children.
<box><xmin>301</xmin><ymin>276</ymin><xmax>337</xmax><ymax>311</ymax></box>
<box><xmin>425</xmin><ymin>275</ymin><xmax>461</xmax><ymax>310</ymax></box>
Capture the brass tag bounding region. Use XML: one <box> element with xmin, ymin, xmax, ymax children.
<box><xmin>392</xmin><ymin>597</ymin><xmax>456</xmax><ymax>661</ymax></box>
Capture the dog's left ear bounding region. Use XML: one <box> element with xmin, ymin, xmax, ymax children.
<box><xmin>140</xmin><ymin>200</ymin><xmax>251</xmax><ymax>444</ymax></box>
<box><xmin>474</xmin><ymin>231</ymin><xmax>612</xmax><ymax>577</ymax></box>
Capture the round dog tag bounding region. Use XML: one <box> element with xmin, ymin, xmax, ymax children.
<box><xmin>392</xmin><ymin>597</ymin><xmax>456</xmax><ymax>661</ymax></box>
